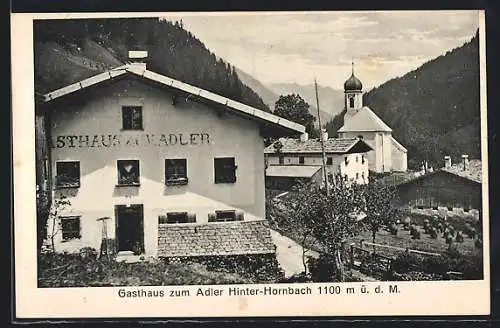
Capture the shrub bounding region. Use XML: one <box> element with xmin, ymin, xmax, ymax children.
<box><xmin>422</xmin><ymin>255</ymin><xmax>451</xmax><ymax>274</ymax></box>
<box><xmin>430</xmin><ymin>228</ymin><xmax>438</xmax><ymax>239</ymax></box>
<box><xmin>307</xmin><ymin>254</ymin><xmax>337</xmax><ymax>282</ymax></box>
<box><xmin>391</xmin><ymin>252</ymin><xmax>422</xmax><ymax>274</ymax></box>
<box><xmin>279</xmin><ymin>272</ymin><xmax>311</xmax><ymax>283</ymax></box>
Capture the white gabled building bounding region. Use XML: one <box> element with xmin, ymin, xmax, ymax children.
<box><xmin>337</xmin><ymin>66</ymin><xmax>408</xmax><ymax>173</ymax></box>
<box><xmin>264</xmin><ymin>131</ymin><xmax>373</xmax><ymax>189</ymax></box>
<box><xmin>35</xmin><ymin>52</ymin><xmax>305</xmax><ymax>258</ymax></box>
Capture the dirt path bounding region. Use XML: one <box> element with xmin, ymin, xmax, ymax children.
<box><xmin>270</xmin><ymin>229</ymin><xmax>318</xmax><ymax>277</ymax></box>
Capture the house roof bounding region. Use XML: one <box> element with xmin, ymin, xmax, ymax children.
<box><xmin>442</xmin><ymin>159</ymin><xmax>482</xmax><ymax>184</ymax></box>
<box><xmin>40</xmin><ymin>63</ymin><xmax>305</xmax><ymax>135</ymax></box>
<box><xmin>338</xmin><ymin>106</ymin><xmax>392</xmax><ymax>133</ymax></box>
<box><xmin>264</xmin><ymin>137</ymin><xmax>373</xmax><ymax>155</ymax></box>
<box><xmin>157</xmin><ymin>220</ymin><xmax>276</xmax><ymax>257</ymax></box>
<box><xmin>266</xmin><ymin>165</ymin><xmax>322</xmax><ymax>178</ymax></box>
<box><xmin>380</xmin><ymin>159</ymin><xmax>482</xmax><ymax>186</ymax></box>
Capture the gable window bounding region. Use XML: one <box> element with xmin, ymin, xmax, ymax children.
<box><xmin>159</xmin><ymin>212</ymin><xmax>195</xmax><ymax>224</ymax></box>
<box><xmin>165</xmin><ymin>159</ymin><xmax>188</xmax><ymax>185</ymax></box>
<box><xmin>208</xmin><ymin>210</ymin><xmax>243</xmax><ymax>222</ymax></box>
<box><xmin>214</xmin><ymin>157</ymin><xmax>237</xmax><ymax>183</ymax></box>
<box><xmin>349</xmin><ymin>97</ymin><xmax>355</xmax><ymax>108</ymax></box>
<box><xmin>60</xmin><ymin>216</ymin><xmax>81</xmax><ymax>241</ymax></box>
<box><xmin>55</xmin><ymin>161</ymin><xmax>80</xmax><ymax>188</ymax></box>
<box><xmin>299</xmin><ymin>156</ymin><xmax>305</xmax><ymax>165</ymax></box>
<box><xmin>117</xmin><ymin>160</ymin><xmax>140</xmax><ymax>186</ymax></box>
<box><xmin>279</xmin><ymin>155</ymin><xmax>284</xmax><ymax>165</ymax></box>
<box><xmin>326</xmin><ymin>157</ymin><xmax>333</xmax><ymax>165</ymax></box>
<box><xmin>122</xmin><ymin>106</ymin><xmax>143</xmax><ymax>130</ymax></box>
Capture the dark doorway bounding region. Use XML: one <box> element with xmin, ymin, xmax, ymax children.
<box><xmin>115</xmin><ymin>204</ymin><xmax>144</xmax><ymax>254</ymax></box>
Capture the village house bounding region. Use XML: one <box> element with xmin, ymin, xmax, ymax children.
<box><xmin>35</xmin><ymin>51</ymin><xmax>305</xmax><ymax>260</ymax></box>
<box><xmin>380</xmin><ymin>154</ymin><xmax>482</xmax><ymax>219</ymax></box>
<box><xmin>264</xmin><ymin>131</ymin><xmax>373</xmax><ymax>190</ymax></box>
<box><xmin>337</xmin><ymin>65</ymin><xmax>408</xmax><ymax>173</ymax></box>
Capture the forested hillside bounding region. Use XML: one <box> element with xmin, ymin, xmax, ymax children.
<box><xmin>326</xmin><ymin>30</ymin><xmax>480</xmax><ymax>168</ymax></box>
<box><xmin>34</xmin><ymin>18</ymin><xmax>270</xmax><ymax>112</ymax></box>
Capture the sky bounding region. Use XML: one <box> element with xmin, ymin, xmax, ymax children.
<box><xmin>161</xmin><ymin>11</ymin><xmax>479</xmax><ymax>90</ymax></box>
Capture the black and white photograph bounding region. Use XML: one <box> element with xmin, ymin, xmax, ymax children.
<box><xmin>12</xmin><ymin>10</ymin><xmax>490</xmax><ymax>317</ymax></box>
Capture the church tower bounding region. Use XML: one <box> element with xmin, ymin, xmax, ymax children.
<box><xmin>344</xmin><ymin>62</ymin><xmax>363</xmax><ymax>111</ymax></box>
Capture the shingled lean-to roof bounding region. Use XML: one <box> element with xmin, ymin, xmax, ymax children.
<box><xmin>266</xmin><ymin>165</ymin><xmax>322</xmax><ymax>178</ymax></box>
<box><xmin>157</xmin><ymin>220</ymin><xmax>275</xmax><ymax>257</ymax></box>
<box><xmin>264</xmin><ymin>137</ymin><xmax>373</xmax><ymax>154</ymax></box>
<box><xmin>40</xmin><ymin>64</ymin><xmax>305</xmax><ymax>135</ymax></box>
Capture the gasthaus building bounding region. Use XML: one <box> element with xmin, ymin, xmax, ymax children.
<box><xmin>35</xmin><ymin>52</ymin><xmax>305</xmax><ymax>259</ymax></box>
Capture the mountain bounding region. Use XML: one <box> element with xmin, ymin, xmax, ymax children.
<box><xmin>234</xmin><ymin>68</ymin><xmax>280</xmax><ymax>110</ymax></box>
<box><xmin>34</xmin><ymin>18</ymin><xmax>270</xmax><ymax>113</ymax></box>
<box><xmin>268</xmin><ymin>83</ymin><xmax>345</xmax><ymax>123</ymax></box>
<box><xmin>326</xmin><ymin>30</ymin><xmax>480</xmax><ymax>169</ymax></box>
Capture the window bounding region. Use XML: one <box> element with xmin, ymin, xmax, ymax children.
<box><xmin>208</xmin><ymin>210</ymin><xmax>243</xmax><ymax>222</ymax></box>
<box><xmin>165</xmin><ymin>159</ymin><xmax>188</xmax><ymax>185</ymax></box>
<box><xmin>326</xmin><ymin>157</ymin><xmax>333</xmax><ymax>165</ymax></box>
<box><xmin>349</xmin><ymin>97</ymin><xmax>355</xmax><ymax>108</ymax></box>
<box><xmin>344</xmin><ymin>156</ymin><xmax>349</xmax><ymax>166</ymax></box>
<box><xmin>159</xmin><ymin>212</ymin><xmax>195</xmax><ymax>224</ymax></box>
<box><xmin>362</xmin><ymin>172</ymin><xmax>365</xmax><ymax>179</ymax></box>
<box><xmin>361</xmin><ymin>155</ymin><xmax>365</xmax><ymax>164</ymax></box>
<box><xmin>344</xmin><ymin>174</ymin><xmax>348</xmax><ymax>181</ymax></box>
<box><xmin>60</xmin><ymin>216</ymin><xmax>81</xmax><ymax>241</ymax></box>
<box><xmin>55</xmin><ymin>161</ymin><xmax>80</xmax><ymax>188</ymax></box>
<box><xmin>356</xmin><ymin>156</ymin><xmax>359</xmax><ymax>163</ymax></box>
<box><xmin>117</xmin><ymin>160</ymin><xmax>140</xmax><ymax>186</ymax></box>
<box><xmin>214</xmin><ymin>157</ymin><xmax>237</xmax><ymax>183</ymax></box>
<box><xmin>279</xmin><ymin>155</ymin><xmax>284</xmax><ymax>165</ymax></box>
<box><xmin>356</xmin><ymin>172</ymin><xmax>359</xmax><ymax>180</ymax></box>
<box><xmin>299</xmin><ymin>156</ymin><xmax>305</xmax><ymax>165</ymax></box>
<box><xmin>122</xmin><ymin>106</ymin><xmax>143</xmax><ymax>130</ymax></box>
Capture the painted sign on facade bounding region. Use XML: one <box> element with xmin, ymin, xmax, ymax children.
<box><xmin>52</xmin><ymin>132</ymin><xmax>211</xmax><ymax>148</ymax></box>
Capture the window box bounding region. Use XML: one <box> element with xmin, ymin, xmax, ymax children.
<box><xmin>159</xmin><ymin>211</ymin><xmax>196</xmax><ymax>224</ymax></box>
<box><xmin>55</xmin><ymin>161</ymin><xmax>80</xmax><ymax>188</ymax></box>
<box><xmin>117</xmin><ymin>160</ymin><xmax>140</xmax><ymax>186</ymax></box>
<box><xmin>165</xmin><ymin>159</ymin><xmax>188</xmax><ymax>186</ymax></box>
<box><xmin>208</xmin><ymin>210</ymin><xmax>244</xmax><ymax>222</ymax></box>
<box><xmin>214</xmin><ymin>157</ymin><xmax>237</xmax><ymax>184</ymax></box>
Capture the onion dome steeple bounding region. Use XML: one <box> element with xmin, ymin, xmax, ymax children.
<box><xmin>344</xmin><ymin>61</ymin><xmax>363</xmax><ymax>92</ymax></box>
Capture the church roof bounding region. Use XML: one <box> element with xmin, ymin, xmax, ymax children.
<box><xmin>337</xmin><ymin>106</ymin><xmax>392</xmax><ymax>133</ymax></box>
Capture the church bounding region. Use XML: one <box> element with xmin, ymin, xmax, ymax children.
<box><xmin>337</xmin><ymin>65</ymin><xmax>408</xmax><ymax>173</ymax></box>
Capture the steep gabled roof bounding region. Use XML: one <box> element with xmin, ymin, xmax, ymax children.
<box><xmin>264</xmin><ymin>137</ymin><xmax>373</xmax><ymax>155</ymax></box>
<box><xmin>338</xmin><ymin>106</ymin><xmax>392</xmax><ymax>133</ymax></box>
<box><xmin>40</xmin><ymin>64</ymin><xmax>305</xmax><ymax>135</ymax></box>
<box><xmin>266</xmin><ymin>165</ymin><xmax>322</xmax><ymax>178</ymax></box>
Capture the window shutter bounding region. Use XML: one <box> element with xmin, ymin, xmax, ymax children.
<box><xmin>208</xmin><ymin>212</ymin><xmax>216</xmax><ymax>222</ymax></box>
<box><xmin>187</xmin><ymin>212</ymin><xmax>196</xmax><ymax>223</ymax></box>
<box><xmin>235</xmin><ymin>210</ymin><xmax>244</xmax><ymax>221</ymax></box>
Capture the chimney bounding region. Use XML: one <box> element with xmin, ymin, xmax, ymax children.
<box><xmin>321</xmin><ymin>130</ymin><xmax>329</xmax><ymax>142</ymax></box>
<box><xmin>461</xmin><ymin>154</ymin><xmax>469</xmax><ymax>171</ymax></box>
<box><xmin>300</xmin><ymin>132</ymin><xmax>309</xmax><ymax>142</ymax></box>
<box><xmin>444</xmin><ymin>155</ymin><xmax>452</xmax><ymax>169</ymax></box>
<box><xmin>128</xmin><ymin>50</ymin><xmax>148</xmax><ymax>70</ymax></box>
